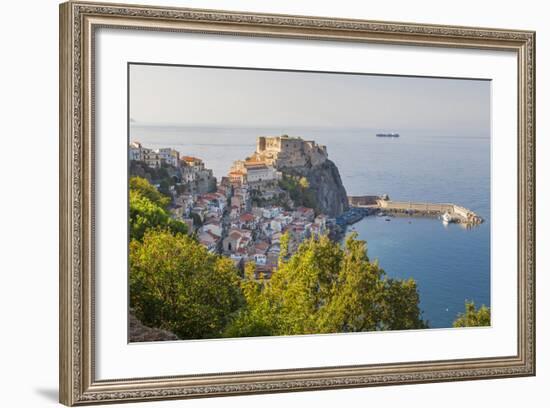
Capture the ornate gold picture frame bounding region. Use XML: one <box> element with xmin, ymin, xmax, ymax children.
<box><xmin>59</xmin><ymin>1</ymin><xmax>535</xmax><ymax>405</ymax></box>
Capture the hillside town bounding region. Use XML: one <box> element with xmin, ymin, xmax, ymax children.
<box><xmin>129</xmin><ymin>136</ymin><xmax>335</xmax><ymax>278</ymax></box>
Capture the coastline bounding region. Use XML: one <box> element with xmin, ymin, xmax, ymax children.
<box><xmin>129</xmin><ymin>131</ymin><xmax>490</xmax><ymax>329</ymax></box>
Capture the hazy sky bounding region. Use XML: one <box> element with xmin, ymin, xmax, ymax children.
<box><xmin>129</xmin><ymin>64</ymin><xmax>490</xmax><ymax>136</ymax></box>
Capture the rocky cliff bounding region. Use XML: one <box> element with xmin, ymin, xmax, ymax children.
<box><xmin>129</xmin><ymin>312</ymin><xmax>178</xmax><ymax>342</ymax></box>
<box><xmin>248</xmin><ymin>135</ymin><xmax>349</xmax><ymax>217</ymax></box>
<box><xmin>279</xmin><ymin>159</ymin><xmax>349</xmax><ymax>217</ymax></box>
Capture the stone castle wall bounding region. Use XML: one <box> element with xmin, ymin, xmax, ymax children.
<box><xmin>255</xmin><ymin>136</ymin><xmax>327</xmax><ymax>169</ymax></box>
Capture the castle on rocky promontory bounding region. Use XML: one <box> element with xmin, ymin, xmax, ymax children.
<box><xmin>251</xmin><ymin>135</ymin><xmax>328</xmax><ymax>169</ymax></box>
<box><xmin>247</xmin><ymin>135</ymin><xmax>349</xmax><ymax>217</ymax></box>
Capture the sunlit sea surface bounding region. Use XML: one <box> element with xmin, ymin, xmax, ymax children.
<box><xmin>131</xmin><ymin>125</ymin><xmax>490</xmax><ymax>329</ymax></box>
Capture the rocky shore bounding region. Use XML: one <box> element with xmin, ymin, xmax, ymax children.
<box><xmin>129</xmin><ymin>312</ymin><xmax>178</xmax><ymax>342</ymax></box>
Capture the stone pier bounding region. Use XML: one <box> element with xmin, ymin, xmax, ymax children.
<box><xmin>348</xmin><ymin>196</ymin><xmax>484</xmax><ymax>225</ymax></box>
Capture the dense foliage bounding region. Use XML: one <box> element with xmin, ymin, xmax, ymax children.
<box><xmin>130</xmin><ymin>230</ymin><xmax>244</xmax><ymax>339</ymax></box>
<box><xmin>130</xmin><ymin>176</ymin><xmax>171</xmax><ymax>208</ymax></box>
<box><xmin>453</xmin><ymin>301</ymin><xmax>491</xmax><ymax>327</ymax></box>
<box><xmin>129</xmin><ymin>176</ymin><xmax>187</xmax><ymax>241</ymax></box>
<box><xmin>128</xmin><ymin>177</ymin><xmax>427</xmax><ymax>340</ymax></box>
<box><xmin>129</xmin><ymin>161</ymin><xmax>179</xmax><ymax>196</ymax></box>
<box><xmin>224</xmin><ymin>233</ymin><xmax>426</xmax><ymax>337</ymax></box>
<box><xmin>278</xmin><ymin>174</ymin><xmax>318</xmax><ymax>212</ymax></box>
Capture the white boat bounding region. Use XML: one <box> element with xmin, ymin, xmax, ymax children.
<box><xmin>441</xmin><ymin>212</ymin><xmax>453</xmax><ymax>223</ymax></box>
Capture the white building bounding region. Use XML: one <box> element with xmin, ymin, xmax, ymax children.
<box><xmin>181</xmin><ymin>156</ymin><xmax>205</xmax><ymax>170</ymax></box>
<box><xmin>262</xmin><ymin>206</ymin><xmax>282</xmax><ymax>219</ymax></box>
<box><xmin>180</xmin><ymin>156</ymin><xmax>215</xmax><ymax>192</ymax></box>
<box><xmin>142</xmin><ymin>148</ymin><xmax>161</xmax><ymax>168</ymax></box>
<box><xmin>270</xmin><ymin>219</ymin><xmax>283</xmax><ymax>233</ymax></box>
<box><xmin>253</xmin><ymin>254</ymin><xmax>267</xmax><ymax>266</ymax></box>
<box><xmin>129</xmin><ymin>142</ymin><xmax>185</xmax><ymax>169</ymax></box>
<box><xmin>314</xmin><ymin>214</ymin><xmax>328</xmax><ymax>233</ymax></box>
<box><xmin>129</xmin><ymin>141</ymin><xmax>143</xmax><ymax>161</ymax></box>
<box><xmin>158</xmin><ymin>148</ymin><xmax>180</xmax><ymax>167</ymax></box>
<box><xmin>244</xmin><ymin>162</ymin><xmax>277</xmax><ymax>183</ymax></box>
<box><xmin>229</xmin><ymin>160</ymin><xmax>281</xmax><ymax>184</ymax></box>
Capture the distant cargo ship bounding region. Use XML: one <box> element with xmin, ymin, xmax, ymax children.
<box><xmin>376</xmin><ymin>132</ymin><xmax>400</xmax><ymax>138</ymax></box>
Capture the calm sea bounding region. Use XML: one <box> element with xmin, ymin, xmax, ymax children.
<box><xmin>131</xmin><ymin>125</ymin><xmax>491</xmax><ymax>329</ymax></box>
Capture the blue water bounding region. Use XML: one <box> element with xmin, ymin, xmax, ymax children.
<box><xmin>131</xmin><ymin>125</ymin><xmax>491</xmax><ymax>328</ymax></box>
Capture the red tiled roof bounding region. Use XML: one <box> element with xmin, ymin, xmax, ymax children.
<box><xmin>198</xmin><ymin>233</ymin><xmax>215</xmax><ymax>244</ymax></box>
<box><xmin>201</xmin><ymin>193</ymin><xmax>217</xmax><ymax>200</ymax></box>
<box><xmin>229</xmin><ymin>231</ymin><xmax>242</xmax><ymax>240</ymax></box>
<box><xmin>239</xmin><ymin>213</ymin><xmax>255</xmax><ymax>222</ymax></box>
<box><xmin>244</xmin><ymin>159</ymin><xmax>267</xmax><ymax>165</ymax></box>
<box><xmin>245</xmin><ymin>162</ymin><xmax>268</xmax><ymax>170</ymax></box>
<box><xmin>255</xmin><ymin>241</ymin><xmax>269</xmax><ymax>250</ymax></box>
<box><xmin>182</xmin><ymin>156</ymin><xmax>201</xmax><ymax>162</ymax></box>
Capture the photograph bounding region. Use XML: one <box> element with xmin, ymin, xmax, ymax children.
<box><xmin>127</xmin><ymin>63</ymin><xmax>491</xmax><ymax>342</ymax></box>
<box><xmin>57</xmin><ymin>1</ymin><xmax>536</xmax><ymax>404</ymax></box>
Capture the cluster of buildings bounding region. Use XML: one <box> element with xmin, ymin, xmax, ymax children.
<box><xmin>171</xmin><ymin>177</ymin><xmax>328</xmax><ymax>278</ymax></box>
<box><xmin>130</xmin><ymin>136</ymin><xmax>334</xmax><ymax>279</ymax></box>
<box><xmin>227</xmin><ymin>135</ymin><xmax>329</xmax><ymax>199</ymax></box>
<box><xmin>130</xmin><ymin>142</ymin><xmax>180</xmax><ymax>168</ymax></box>
<box><xmin>130</xmin><ymin>141</ymin><xmax>216</xmax><ymax>194</ymax></box>
<box><xmin>222</xmin><ymin>204</ymin><xmax>328</xmax><ymax>278</ymax></box>
<box><xmin>182</xmin><ymin>189</ymin><xmax>230</xmax><ymax>253</ymax></box>
<box><xmin>228</xmin><ymin>160</ymin><xmax>282</xmax><ymax>186</ymax></box>
<box><xmin>213</xmin><ymin>135</ymin><xmax>332</xmax><ymax>276</ymax></box>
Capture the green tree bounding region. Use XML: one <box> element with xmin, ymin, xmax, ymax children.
<box><xmin>225</xmin><ymin>233</ymin><xmax>426</xmax><ymax>337</ymax></box>
<box><xmin>223</xmin><ymin>263</ymin><xmax>275</xmax><ymax>338</ymax></box>
<box><xmin>378</xmin><ymin>277</ymin><xmax>426</xmax><ymax>330</ymax></box>
<box><xmin>130</xmin><ymin>176</ymin><xmax>170</xmax><ymax>209</ymax></box>
<box><xmin>129</xmin><ymin>190</ymin><xmax>186</xmax><ymax>241</ymax></box>
<box><xmin>298</xmin><ymin>177</ymin><xmax>310</xmax><ymax>189</ymax></box>
<box><xmin>453</xmin><ymin>301</ymin><xmax>491</xmax><ymax>328</ymax></box>
<box><xmin>130</xmin><ymin>229</ymin><xmax>244</xmax><ymax>339</ymax></box>
<box><xmin>278</xmin><ymin>174</ymin><xmax>317</xmax><ymax>211</ymax></box>
<box><xmin>129</xmin><ymin>177</ymin><xmax>186</xmax><ymax>241</ymax></box>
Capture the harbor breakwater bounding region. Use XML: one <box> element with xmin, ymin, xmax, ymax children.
<box><xmin>348</xmin><ymin>195</ymin><xmax>484</xmax><ymax>225</ymax></box>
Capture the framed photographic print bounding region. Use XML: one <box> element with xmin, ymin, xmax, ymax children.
<box><xmin>59</xmin><ymin>1</ymin><xmax>536</xmax><ymax>405</ymax></box>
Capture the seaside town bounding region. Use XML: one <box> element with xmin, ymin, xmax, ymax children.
<box><xmin>129</xmin><ymin>136</ymin><xmax>342</xmax><ymax>279</ymax></box>
<box><xmin>129</xmin><ymin>134</ymin><xmax>484</xmax><ymax>280</ymax></box>
<box><xmin>128</xmin><ymin>133</ymin><xmax>488</xmax><ymax>342</ymax></box>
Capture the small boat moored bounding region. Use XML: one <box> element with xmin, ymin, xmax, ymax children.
<box><xmin>441</xmin><ymin>212</ymin><xmax>456</xmax><ymax>224</ymax></box>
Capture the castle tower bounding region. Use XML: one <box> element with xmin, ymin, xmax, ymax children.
<box><xmin>256</xmin><ymin>136</ymin><xmax>266</xmax><ymax>153</ymax></box>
